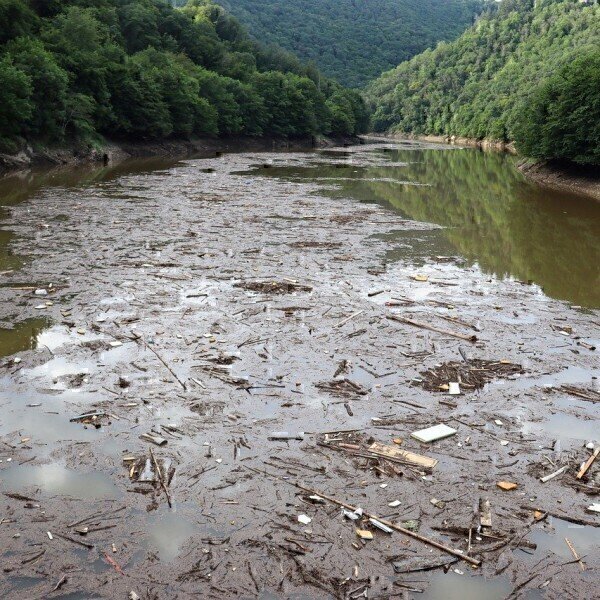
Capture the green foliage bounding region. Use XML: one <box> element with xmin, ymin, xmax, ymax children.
<box><xmin>0</xmin><ymin>0</ymin><xmax>38</xmax><ymax>44</ymax></box>
<box><xmin>0</xmin><ymin>54</ymin><xmax>33</xmax><ymax>138</ymax></box>
<box><xmin>366</xmin><ymin>0</ymin><xmax>600</xmax><ymax>165</ymax></box>
<box><xmin>0</xmin><ymin>0</ymin><xmax>368</xmax><ymax>148</ymax></box>
<box><xmin>513</xmin><ymin>49</ymin><xmax>600</xmax><ymax>165</ymax></box>
<box><xmin>5</xmin><ymin>37</ymin><xmax>69</xmax><ymax>139</ymax></box>
<box><xmin>181</xmin><ymin>0</ymin><xmax>484</xmax><ymax>88</ymax></box>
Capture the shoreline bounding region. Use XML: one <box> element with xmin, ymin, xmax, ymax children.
<box><xmin>366</xmin><ymin>133</ymin><xmax>600</xmax><ymax>201</ymax></box>
<box><xmin>0</xmin><ymin>134</ymin><xmax>357</xmax><ymax>177</ymax></box>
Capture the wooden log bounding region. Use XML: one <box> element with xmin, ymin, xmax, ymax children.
<box><xmin>387</xmin><ymin>315</ymin><xmax>477</xmax><ymax>342</ymax></box>
<box><xmin>296</xmin><ymin>484</ymin><xmax>481</xmax><ymax>567</ymax></box>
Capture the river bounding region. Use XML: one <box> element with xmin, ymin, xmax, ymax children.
<box><xmin>0</xmin><ymin>140</ymin><xmax>598</xmax><ymax>599</ymax></box>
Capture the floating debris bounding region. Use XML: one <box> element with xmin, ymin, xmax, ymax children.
<box><xmin>234</xmin><ymin>280</ymin><xmax>313</xmax><ymax>294</ymax></box>
<box><xmin>419</xmin><ymin>359</ymin><xmax>523</xmax><ymax>392</ymax></box>
<box><xmin>315</xmin><ymin>378</ymin><xmax>368</xmax><ymax>397</ymax></box>
<box><xmin>411</xmin><ymin>424</ymin><xmax>457</xmax><ymax>443</ymax></box>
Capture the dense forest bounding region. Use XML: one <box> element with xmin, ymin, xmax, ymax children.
<box><xmin>173</xmin><ymin>0</ymin><xmax>485</xmax><ymax>88</ymax></box>
<box><xmin>366</xmin><ymin>0</ymin><xmax>600</xmax><ymax>165</ymax></box>
<box><xmin>0</xmin><ymin>0</ymin><xmax>369</xmax><ymax>153</ymax></box>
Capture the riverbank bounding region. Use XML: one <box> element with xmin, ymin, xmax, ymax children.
<box><xmin>517</xmin><ymin>159</ymin><xmax>600</xmax><ymax>202</ymax></box>
<box><xmin>0</xmin><ymin>134</ymin><xmax>356</xmax><ymax>176</ymax></box>
<box><xmin>0</xmin><ymin>141</ymin><xmax>598</xmax><ymax>599</ymax></box>
<box><xmin>364</xmin><ymin>132</ymin><xmax>516</xmax><ymax>154</ymax></box>
<box><xmin>366</xmin><ymin>133</ymin><xmax>600</xmax><ymax>201</ymax></box>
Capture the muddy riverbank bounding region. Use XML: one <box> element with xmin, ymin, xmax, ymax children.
<box><xmin>0</xmin><ymin>141</ymin><xmax>598</xmax><ymax>599</ymax></box>
<box><xmin>0</xmin><ymin>135</ymin><xmax>354</xmax><ymax>176</ymax></box>
<box><xmin>517</xmin><ymin>160</ymin><xmax>600</xmax><ymax>203</ymax></box>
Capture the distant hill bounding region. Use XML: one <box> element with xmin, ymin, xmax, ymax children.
<box><xmin>179</xmin><ymin>0</ymin><xmax>485</xmax><ymax>88</ymax></box>
<box><xmin>365</xmin><ymin>0</ymin><xmax>600</xmax><ymax>165</ymax></box>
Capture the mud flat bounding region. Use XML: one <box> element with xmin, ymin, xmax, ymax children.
<box><xmin>0</xmin><ymin>141</ymin><xmax>598</xmax><ymax>599</ymax></box>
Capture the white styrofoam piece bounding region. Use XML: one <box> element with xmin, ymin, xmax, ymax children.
<box><xmin>411</xmin><ymin>424</ymin><xmax>457</xmax><ymax>443</ymax></box>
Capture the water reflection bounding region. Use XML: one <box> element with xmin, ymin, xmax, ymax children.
<box><xmin>0</xmin><ymin>318</ymin><xmax>50</xmax><ymax>358</ymax></box>
<box><xmin>0</xmin><ymin>464</ymin><xmax>120</xmax><ymax>499</ymax></box>
<box><xmin>253</xmin><ymin>147</ymin><xmax>600</xmax><ymax>307</ymax></box>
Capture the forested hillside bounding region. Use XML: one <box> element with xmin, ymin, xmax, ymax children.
<box><xmin>0</xmin><ymin>0</ymin><xmax>368</xmax><ymax>152</ymax></box>
<box><xmin>175</xmin><ymin>0</ymin><xmax>484</xmax><ymax>88</ymax></box>
<box><xmin>366</xmin><ymin>0</ymin><xmax>600</xmax><ymax>165</ymax></box>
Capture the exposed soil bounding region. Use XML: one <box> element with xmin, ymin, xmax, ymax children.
<box><xmin>517</xmin><ymin>160</ymin><xmax>600</xmax><ymax>203</ymax></box>
<box><xmin>0</xmin><ymin>134</ymin><xmax>354</xmax><ymax>176</ymax></box>
<box><xmin>0</xmin><ymin>142</ymin><xmax>598</xmax><ymax>599</ymax></box>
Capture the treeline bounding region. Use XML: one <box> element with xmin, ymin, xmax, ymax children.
<box><xmin>0</xmin><ymin>0</ymin><xmax>369</xmax><ymax>152</ymax></box>
<box><xmin>366</xmin><ymin>0</ymin><xmax>600</xmax><ymax>165</ymax></box>
<box><xmin>199</xmin><ymin>0</ymin><xmax>484</xmax><ymax>88</ymax></box>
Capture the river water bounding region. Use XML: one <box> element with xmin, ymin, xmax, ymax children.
<box><xmin>0</xmin><ymin>141</ymin><xmax>598</xmax><ymax>599</ymax></box>
<box><xmin>2</xmin><ymin>144</ymin><xmax>599</xmax><ymax>315</ymax></box>
<box><xmin>247</xmin><ymin>143</ymin><xmax>600</xmax><ymax>308</ymax></box>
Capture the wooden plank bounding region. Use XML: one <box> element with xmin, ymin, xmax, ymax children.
<box><xmin>576</xmin><ymin>447</ymin><xmax>600</xmax><ymax>480</ymax></box>
<box><xmin>368</xmin><ymin>442</ymin><xmax>438</xmax><ymax>469</ymax></box>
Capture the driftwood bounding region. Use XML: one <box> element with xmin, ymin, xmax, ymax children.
<box><xmin>387</xmin><ymin>315</ymin><xmax>477</xmax><ymax>342</ymax></box>
<box><xmin>295</xmin><ymin>484</ymin><xmax>481</xmax><ymax>567</ymax></box>
<box><xmin>150</xmin><ymin>448</ymin><xmax>172</xmax><ymax>507</ymax></box>
<box><xmin>144</xmin><ymin>342</ymin><xmax>187</xmax><ymax>390</ymax></box>
<box><xmin>576</xmin><ymin>448</ymin><xmax>600</xmax><ymax>480</ymax></box>
<box><xmin>245</xmin><ymin>466</ymin><xmax>481</xmax><ymax>566</ymax></box>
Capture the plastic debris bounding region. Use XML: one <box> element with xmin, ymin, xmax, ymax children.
<box><xmin>411</xmin><ymin>424</ymin><xmax>457</xmax><ymax>443</ymax></box>
<box><xmin>268</xmin><ymin>431</ymin><xmax>305</xmax><ymax>440</ymax></box>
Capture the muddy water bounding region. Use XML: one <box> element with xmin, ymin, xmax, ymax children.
<box><xmin>0</xmin><ymin>141</ymin><xmax>598</xmax><ymax>599</ymax></box>
<box><xmin>250</xmin><ymin>145</ymin><xmax>600</xmax><ymax>308</ymax></box>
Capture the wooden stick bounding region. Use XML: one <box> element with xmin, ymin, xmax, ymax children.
<box><xmin>540</xmin><ymin>465</ymin><xmax>568</xmax><ymax>483</ymax></box>
<box><xmin>565</xmin><ymin>537</ymin><xmax>585</xmax><ymax>571</ymax></box>
<box><xmin>336</xmin><ymin>310</ymin><xmax>364</xmax><ymax>328</ymax></box>
<box><xmin>296</xmin><ymin>484</ymin><xmax>480</xmax><ymax>566</ymax></box>
<box><xmin>53</xmin><ymin>531</ymin><xmax>94</xmax><ymax>549</ymax></box>
<box><xmin>576</xmin><ymin>447</ymin><xmax>600</xmax><ymax>479</ymax></box>
<box><xmin>387</xmin><ymin>315</ymin><xmax>477</xmax><ymax>342</ymax></box>
<box><xmin>145</xmin><ymin>342</ymin><xmax>187</xmax><ymax>390</ymax></box>
<box><xmin>150</xmin><ymin>448</ymin><xmax>172</xmax><ymax>508</ymax></box>
<box><xmin>103</xmin><ymin>552</ymin><xmax>124</xmax><ymax>575</ymax></box>
<box><xmin>520</xmin><ymin>505</ymin><xmax>600</xmax><ymax>528</ymax></box>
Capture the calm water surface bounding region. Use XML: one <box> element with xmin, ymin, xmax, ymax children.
<box><xmin>1</xmin><ymin>143</ymin><xmax>599</xmax><ymax>361</ymax></box>
<box><xmin>252</xmin><ymin>145</ymin><xmax>600</xmax><ymax>308</ymax></box>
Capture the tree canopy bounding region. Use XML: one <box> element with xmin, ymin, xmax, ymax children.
<box><xmin>365</xmin><ymin>0</ymin><xmax>600</xmax><ymax>165</ymax></box>
<box><xmin>182</xmin><ymin>0</ymin><xmax>484</xmax><ymax>88</ymax></box>
<box><xmin>0</xmin><ymin>0</ymin><xmax>369</xmax><ymax>150</ymax></box>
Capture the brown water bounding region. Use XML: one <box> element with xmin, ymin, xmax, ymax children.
<box><xmin>0</xmin><ymin>143</ymin><xmax>598</xmax><ymax>599</ymax></box>
<box><xmin>0</xmin><ymin>157</ymin><xmax>179</xmax><ymax>357</ymax></box>
<box><xmin>249</xmin><ymin>145</ymin><xmax>600</xmax><ymax>308</ymax></box>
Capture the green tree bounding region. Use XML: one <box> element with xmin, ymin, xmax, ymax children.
<box><xmin>0</xmin><ymin>0</ymin><xmax>38</xmax><ymax>44</ymax></box>
<box><xmin>5</xmin><ymin>37</ymin><xmax>69</xmax><ymax>139</ymax></box>
<box><xmin>0</xmin><ymin>54</ymin><xmax>32</xmax><ymax>138</ymax></box>
<box><xmin>513</xmin><ymin>50</ymin><xmax>600</xmax><ymax>165</ymax></box>
<box><xmin>118</xmin><ymin>1</ymin><xmax>161</xmax><ymax>54</ymax></box>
